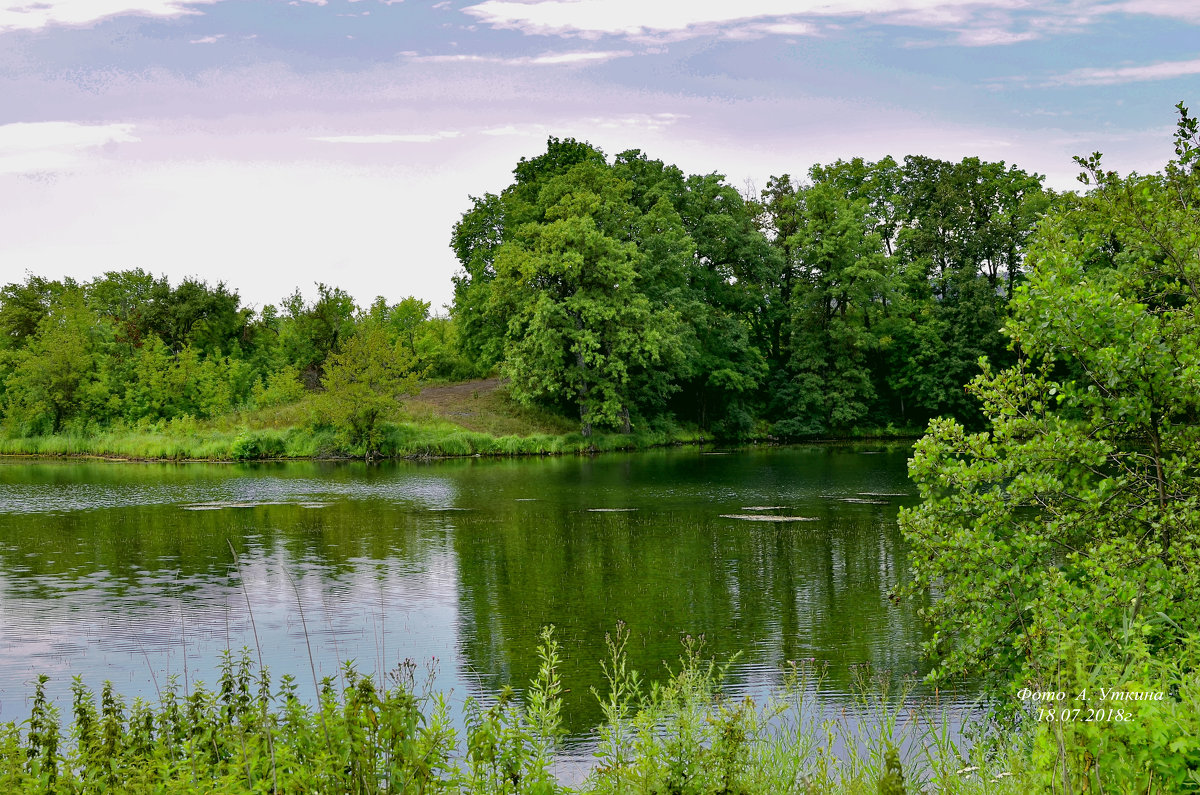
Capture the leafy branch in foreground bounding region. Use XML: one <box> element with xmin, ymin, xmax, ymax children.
<box><xmin>901</xmin><ymin>103</ymin><xmax>1200</xmax><ymax>790</ymax></box>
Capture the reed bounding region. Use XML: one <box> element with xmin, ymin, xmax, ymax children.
<box><xmin>0</xmin><ymin>628</ymin><xmax>1038</xmax><ymax>794</ymax></box>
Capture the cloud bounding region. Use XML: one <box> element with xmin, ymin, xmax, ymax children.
<box><xmin>0</xmin><ymin>0</ymin><xmax>216</xmax><ymax>33</ymax></box>
<box><xmin>1108</xmin><ymin>0</ymin><xmax>1200</xmax><ymax>24</ymax></box>
<box><xmin>188</xmin><ymin>33</ymin><xmax>223</xmax><ymax>44</ymax></box>
<box><xmin>479</xmin><ymin>112</ymin><xmax>687</xmax><ymax>140</ymax></box>
<box><xmin>459</xmin><ymin>0</ymin><xmax>1200</xmax><ymax>46</ymax></box>
<box><xmin>404</xmin><ymin>49</ymin><xmax>634</xmax><ymax>66</ymax></box>
<box><xmin>460</xmin><ymin>0</ymin><xmax>1010</xmax><ymax>40</ymax></box>
<box><xmin>720</xmin><ymin>19</ymin><xmax>818</xmax><ymax>39</ymax></box>
<box><xmin>1048</xmin><ymin>56</ymin><xmax>1200</xmax><ymax>86</ymax></box>
<box><xmin>951</xmin><ymin>26</ymin><xmax>1038</xmax><ymax>45</ymax></box>
<box><xmin>0</xmin><ymin>121</ymin><xmax>138</xmax><ymax>174</ymax></box>
<box><xmin>312</xmin><ymin>131</ymin><xmax>462</xmax><ymax>143</ymax></box>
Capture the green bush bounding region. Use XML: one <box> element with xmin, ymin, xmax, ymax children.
<box><xmin>231</xmin><ymin>430</ymin><xmax>288</xmax><ymax>461</ymax></box>
<box><xmin>1030</xmin><ymin>633</ymin><xmax>1200</xmax><ymax>792</ymax></box>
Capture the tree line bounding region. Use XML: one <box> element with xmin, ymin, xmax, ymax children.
<box><xmin>0</xmin><ymin>274</ymin><xmax>470</xmax><ymax>437</ymax></box>
<box><xmin>452</xmin><ymin>140</ymin><xmax>1049</xmax><ymax>437</ymax></box>
<box><xmin>0</xmin><ymin>141</ymin><xmax>1050</xmax><ymax>441</ymax></box>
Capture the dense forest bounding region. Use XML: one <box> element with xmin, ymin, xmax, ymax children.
<box><xmin>0</xmin><ymin>142</ymin><xmax>1050</xmax><ymax>445</ymax></box>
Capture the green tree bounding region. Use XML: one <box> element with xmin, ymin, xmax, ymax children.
<box><xmin>3</xmin><ymin>291</ymin><xmax>112</xmax><ymax>434</ymax></box>
<box><xmin>452</xmin><ymin>138</ymin><xmax>608</xmax><ymax>375</ymax></box>
<box><xmin>488</xmin><ymin>160</ymin><xmax>686</xmax><ymax>436</ymax></box>
<box><xmin>772</xmin><ymin>182</ymin><xmax>887</xmax><ymax>435</ymax></box>
<box><xmin>279</xmin><ymin>283</ymin><xmax>358</xmax><ymax>380</ymax></box>
<box><xmin>120</xmin><ymin>337</ymin><xmax>235</xmax><ymax>423</ymax></box>
<box><xmin>614</xmin><ymin>153</ymin><xmax>769</xmax><ymax>434</ymax></box>
<box><xmin>900</xmin><ymin>106</ymin><xmax>1200</xmax><ymax>708</ymax></box>
<box><xmin>0</xmin><ymin>275</ymin><xmax>77</xmax><ymax>353</ymax></box>
<box><xmin>318</xmin><ymin>323</ymin><xmax>419</xmax><ymax>460</ymax></box>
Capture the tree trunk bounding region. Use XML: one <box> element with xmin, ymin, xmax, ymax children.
<box><xmin>572</xmin><ymin>314</ymin><xmax>592</xmax><ymax>437</ymax></box>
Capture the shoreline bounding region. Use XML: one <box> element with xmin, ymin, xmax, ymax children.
<box><xmin>0</xmin><ymin>428</ymin><xmax>923</xmax><ymax>464</ymax></box>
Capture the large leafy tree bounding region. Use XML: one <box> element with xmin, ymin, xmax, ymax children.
<box><xmin>772</xmin><ymin>182</ymin><xmax>888</xmax><ymax>435</ymax></box>
<box><xmin>900</xmin><ymin>106</ymin><xmax>1200</xmax><ymax>716</ymax></box>
<box><xmin>614</xmin><ymin>153</ymin><xmax>770</xmax><ymax>434</ymax></box>
<box><xmin>489</xmin><ymin>160</ymin><xmax>686</xmax><ymax>436</ymax></box>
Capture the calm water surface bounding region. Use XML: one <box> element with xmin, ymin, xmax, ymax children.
<box><xmin>0</xmin><ymin>445</ymin><xmax>973</xmax><ymax>746</ymax></box>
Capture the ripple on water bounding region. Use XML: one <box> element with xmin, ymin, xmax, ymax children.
<box><xmin>721</xmin><ymin>514</ymin><xmax>818</xmax><ymax>522</ymax></box>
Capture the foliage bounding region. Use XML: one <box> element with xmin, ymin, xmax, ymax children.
<box><xmin>490</xmin><ymin>160</ymin><xmax>687</xmax><ymax>436</ymax></box>
<box><xmin>451</xmin><ymin>136</ymin><xmax>1046</xmax><ymax>438</ymax></box>
<box><xmin>900</xmin><ymin>104</ymin><xmax>1200</xmax><ymax>784</ymax></box>
<box><xmin>317</xmin><ymin>323</ymin><xmax>420</xmax><ymax>460</ymax></box>
<box><xmin>0</xmin><ymin>632</ymin><xmax>1038</xmax><ymax>795</ymax></box>
<box><xmin>2</xmin><ymin>291</ymin><xmax>109</xmax><ymax>435</ymax></box>
<box><xmin>121</xmin><ymin>337</ymin><xmax>237</xmax><ymax>423</ymax></box>
<box><xmin>251</xmin><ymin>364</ymin><xmax>307</xmax><ymax>409</ymax></box>
<box><xmin>230</xmin><ymin>429</ymin><xmax>288</xmax><ymax>460</ymax></box>
<box><xmin>278</xmin><ymin>283</ymin><xmax>358</xmax><ymax>379</ymax></box>
<box><xmin>0</xmin><ymin>134</ymin><xmax>1050</xmax><ymax>444</ymax></box>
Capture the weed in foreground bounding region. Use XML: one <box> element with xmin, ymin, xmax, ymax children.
<box><xmin>0</xmin><ymin>628</ymin><xmax>1037</xmax><ymax>794</ymax></box>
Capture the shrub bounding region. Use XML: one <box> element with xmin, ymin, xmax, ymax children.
<box><xmin>231</xmin><ymin>430</ymin><xmax>287</xmax><ymax>461</ymax></box>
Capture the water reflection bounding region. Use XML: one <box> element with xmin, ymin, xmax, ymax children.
<box><xmin>0</xmin><ymin>446</ymin><xmax>970</xmax><ymax>741</ymax></box>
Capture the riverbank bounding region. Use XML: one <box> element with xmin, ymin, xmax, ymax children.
<box><xmin>0</xmin><ymin>378</ymin><xmax>923</xmax><ymax>462</ymax></box>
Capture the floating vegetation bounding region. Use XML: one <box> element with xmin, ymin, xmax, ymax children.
<box><xmin>183</xmin><ymin>500</ymin><xmax>328</xmax><ymax>511</ymax></box>
<box><xmin>587</xmin><ymin>508</ymin><xmax>638</xmax><ymax>512</ymax></box>
<box><xmin>721</xmin><ymin>514</ymin><xmax>818</xmax><ymax>522</ymax></box>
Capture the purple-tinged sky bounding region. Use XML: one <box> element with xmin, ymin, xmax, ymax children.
<box><xmin>1</xmin><ymin>0</ymin><xmax>1196</xmax><ymax>311</ymax></box>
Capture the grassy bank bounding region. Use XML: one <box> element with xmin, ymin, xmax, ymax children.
<box><xmin>2</xmin><ymin>628</ymin><xmax>1035</xmax><ymax>794</ymax></box>
<box><xmin>0</xmin><ymin>378</ymin><xmax>921</xmax><ymax>462</ymax></box>
<box><xmin>0</xmin><ymin>418</ymin><xmax>710</xmax><ymax>461</ymax></box>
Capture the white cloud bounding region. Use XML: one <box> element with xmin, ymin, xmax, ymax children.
<box><xmin>188</xmin><ymin>33</ymin><xmax>223</xmax><ymax>44</ymax></box>
<box><xmin>480</xmin><ymin>123</ymin><xmax>547</xmax><ymax>137</ymax></box>
<box><xmin>460</xmin><ymin>0</ymin><xmax>1017</xmax><ymax>39</ymax></box>
<box><xmin>1109</xmin><ymin>0</ymin><xmax>1200</xmax><ymax>24</ymax></box>
<box><xmin>0</xmin><ymin>121</ymin><xmax>138</xmax><ymax>174</ymax></box>
<box><xmin>1048</xmin><ymin>56</ymin><xmax>1200</xmax><ymax>86</ymax></box>
<box><xmin>479</xmin><ymin>112</ymin><xmax>687</xmax><ymax>139</ymax></box>
<box><xmin>720</xmin><ymin>19</ymin><xmax>818</xmax><ymax>39</ymax></box>
<box><xmin>0</xmin><ymin>0</ymin><xmax>215</xmax><ymax>33</ymax></box>
<box><xmin>312</xmin><ymin>131</ymin><xmax>462</xmax><ymax>143</ymax></box>
<box><xmin>952</xmin><ymin>26</ymin><xmax>1037</xmax><ymax>45</ymax></box>
<box><xmin>404</xmin><ymin>49</ymin><xmax>634</xmax><ymax>66</ymax></box>
<box><xmin>459</xmin><ymin>0</ymin><xmax>1200</xmax><ymax>46</ymax></box>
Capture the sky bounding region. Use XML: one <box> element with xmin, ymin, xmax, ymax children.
<box><xmin>0</xmin><ymin>0</ymin><xmax>1196</xmax><ymax>312</ymax></box>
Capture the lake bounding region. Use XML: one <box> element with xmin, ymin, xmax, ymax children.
<box><xmin>0</xmin><ymin>444</ymin><xmax>974</xmax><ymax>749</ymax></box>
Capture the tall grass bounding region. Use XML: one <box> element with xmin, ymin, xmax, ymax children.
<box><xmin>0</xmin><ymin>627</ymin><xmax>1035</xmax><ymax>794</ymax></box>
<box><xmin>0</xmin><ymin>420</ymin><xmax>712</xmax><ymax>461</ymax></box>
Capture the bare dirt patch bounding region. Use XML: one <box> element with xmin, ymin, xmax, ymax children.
<box><xmin>404</xmin><ymin>378</ymin><xmax>576</xmax><ymax>437</ymax></box>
